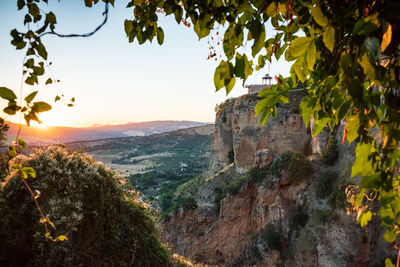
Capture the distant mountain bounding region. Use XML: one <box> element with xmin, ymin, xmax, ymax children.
<box><xmin>87</xmin><ymin>121</ymin><xmax>210</xmax><ymax>136</ymax></box>
<box><xmin>3</xmin><ymin>120</ymin><xmax>211</xmax><ymax>145</ymax></box>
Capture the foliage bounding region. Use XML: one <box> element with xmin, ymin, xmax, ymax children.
<box><xmin>289</xmin><ymin>206</ymin><xmax>309</xmax><ymax>232</ymax></box>
<box><xmin>213</xmin><ymin>187</ymin><xmax>225</xmax><ymax>213</ymax></box>
<box><xmin>248</xmin><ymin>167</ymin><xmax>268</xmax><ymax>183</ymax></box>
<box><xmin>315</xmin><ymin>169</ymin><xmax>339</xmax><ymax>199</ymax></box>
<box><xmin>214</xmin><ymin>98</ymin><xmax>234</xmax><ymax>113</ymax></box>
<box><xmin>312</xmin><ymin>209</ymin><xmax>333</xmax><ymax>225</ymax></box>
<box><xmin>6</xmin><ymin>0</ymin><xmax>400</xmax><ymax>256</ymax></box>
<box><xmin>0</xmin><ymin>123</ymin><xmax>10</xmax><ymax>180</ymax></box>
<box><xmin>172</xmin><ymin>196</ymin><xmax>198</xmax><ymax>212</ymax></box>
<box><xmin>260</xmin><ymin>224</ymin><xmax>282</xmax><ymax>251</ymax></box>
<box><xmin>0</xmin><ymin>146</ymin><xmax>169</xmax><ymax>266</ymax></box>
<box><xmin>322</xmin><ymin>135</ymin><xmax>339</xmax><ymax>165</ymax></box>
<box><xmin>270</xmin><ymin>151</ymin><xmax>313</xmax><ymax>181</ymax></box>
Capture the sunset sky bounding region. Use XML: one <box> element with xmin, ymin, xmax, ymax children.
<box><xmin>0</xmin><ymin>1</ymin><xmax>292</xmax><ymax>127</ymax></box>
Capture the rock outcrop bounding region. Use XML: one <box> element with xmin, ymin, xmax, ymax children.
<box><xmin>209</xmin><ymin>93</ymin><xmax>310</xmax><ymax>174</ymax></box>
<box><xmin>162</xmin><ymin>92</ymin><xmax>393</xmax><ymax>266</ymax></box>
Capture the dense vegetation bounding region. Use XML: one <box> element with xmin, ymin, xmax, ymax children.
<box><xmin>0</xmin><ymin>146</ymin><xmax>169</xmax><ymax>266</ymax></box>
<box><xmin>270</xmin><ymin>151</ymin><xmax>313</xmax><ymax>181</ymax></box>
<box><xmin>3</xmin><ymin>0</ymin><xmax>400</xmax><ymax>264</ymax></box>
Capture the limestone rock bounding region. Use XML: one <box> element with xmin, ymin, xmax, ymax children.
<box><xmin>254</xmin><ymin>149</ymin><xmax>274</xmax><ymax>170</ymax></box>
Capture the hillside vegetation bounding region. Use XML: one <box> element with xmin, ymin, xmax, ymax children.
<box><xmin>0</xmin><ymin>146</ymin><xmax>169</xmax><ymax>266</ymax></box>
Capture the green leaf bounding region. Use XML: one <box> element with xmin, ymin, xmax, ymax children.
<box><xmin>291</xmin><ymin>56</ymin><xmax>308</xmax><ymax>82</ymax></box>
<box><xmin>358</xmin><ymin>211</ymin><xmax>372</xmax><ymax>227</ymax></box>
<box><xmin>306</xmin><ymin>41</ymin><xmax>316</xmax><ymax>70</ymax></box>
<box><xmin>358</xmin><ymin>53</ymin><xmax>377</xmax><ymax>83</ymax></box>
<box><xmin>8</xmin><ymin>146</ymin><xmax>16</xmax><ymax>157</ymax></box>
<box><xmin>4</xmin><ymin>104</ymin><xmax>21</xmax><ymax>115</ymax></box>
<box><xmin>22</xmin><ymin>167</ymin><xmax>36</xmax><ymax>178</ymax></box>
<box><xmin>289</xmin><ymin>37</ymin><xmax>312</xmax><ymax>58</ymax></box>
<box><xmin>11</xmin><ymin>163</ymin><xmax>22</xmax><ymax>170</ymax></box>
<box><xmin>360</xmin><ymin>172</ymin><xmax>381</xmax><ymax>189</ymax></box>
<box><xmin>32</xmin><ymin>102</ymin><xmax>52</xmax><ymax>113</ymax></box>
<box><xmin>156</xmin><ymin>27</ymin><xmax>164</xmax><ymax>45</ymax></box>
<box><xmin>45</xmin><ymin>78</ymin><xmax>52</xmax><ymax>85</ymax></box>
<box><xmin>24</xmin><ymin>91</ymin><xmax>38</xmax><ymax>103</ymax></box>
<box><xmin>346</xmin><ymin>113</ymin><xmax>360</xmax><ymax>143</ymax></box>
<box><xmin>299</xmin><ymin>98</ymin><xmax>312</xmax><ymax>127</ymax></box>
<box><xmin>310</xmin><ymin>6</ymin><xmax>328</xmax><ymax>27</ymax></box>
<box><xmin>251</xmin><ymin>26</ymin><xmax>265</xmax><ymax>57</ymax></box>
<box><xmin>36</xmin><ymin>43</ymin><xmax>48</xmax><ymax>60</ymax></box>
<box><xmin>352</xmin><ymin>142</ymin><xmax>374</xmax><ymax>177</ymax></box>
<box><xmin>323</xmin><ymin>26</ymin><xmax>335</xmax><ymax>52</ymax></box>
<box><xmin>0</xmin><ymin>87</ymin><xmax>17</xmax><ymax>101</ymax></box>
<box><xmin>385</xmin><ymin>258</ymin><xmax>395</xmax><ymax>267</ymax></box>
<box><xmin>353</xmin><ymin>13</ymin><xmax>379</xmax><ymax>35</ymax></box>
<box><xmin>312</xmin><ymin>117</ymin><xmax>330</xmax><ymax>136</ymax></box>
<box><xmin>124</xmin><ymin>19</ymin><xmax>134</xmax><ymax>35</ymax></box>
<box><xmin>18</xmin><ymin>139</ymin><xmax>27</xmax><ymax>150</ymax></box>
<box><xmin>224</xmin><ymin>77</ymin><xmax>236</xmax><ymax>95</ymax></box>
<box><xmin>17</xmin><ymin>0</ymin><xmax>25</xmax><ymax>10</ymax></box>
<box><xmin>214</xmin><ymin>67</ymin><xmax>224</xmax><ymax>91</ymax></box>
<box><xmin>54</xmin><ymin>95</ymin><xmax>61</xmax><ymax>102</ymax></box>
<box><xmin>259</xmin><ymin>109</ymin><xmax>271</xmax><ymax>125</ymax></box>
<box><xmin>266</xmin><ymin>2</ymin><xmax>277</xmax><ymax>17</ymax></box>
<box><xmin>383</xmin><ymin>228</ymin><xmax>397</xmax><ymax>243</ymax></box>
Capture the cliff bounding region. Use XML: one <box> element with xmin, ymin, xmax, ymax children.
<box><xmin>161</xmin><ymin>93</ymin><xmax>393</xmax><ymax>266</ymax></box>
<box><xmin>209</xmin><ymin>93</ymin><xmax>310</xmax><ymax>174</ymax></box>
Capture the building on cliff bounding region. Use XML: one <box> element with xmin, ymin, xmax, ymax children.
<box><xmin>245</xmin><ymin>73</ymin><xmax>272</xmax><ymax>95</ymax></box>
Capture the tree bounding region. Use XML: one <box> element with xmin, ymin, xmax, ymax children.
<box><xmin>2</xmin><ymin>0</ymin><xmax>400</xmax><ymax>265</ymax></box>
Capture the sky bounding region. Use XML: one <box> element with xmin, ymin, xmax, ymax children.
<box><xmin>0</xmin><ymin>1</ymin><xmax>292</xmax><ymax>127</ymax></box>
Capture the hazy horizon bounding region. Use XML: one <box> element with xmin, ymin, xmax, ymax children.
<box><xmin>0</xmin><ymin>1</ymin><xmax>292</xmax><ymax>128</ymax></box>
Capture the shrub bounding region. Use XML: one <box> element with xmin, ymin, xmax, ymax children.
<box><xmin>290</xmin><ymin>207</ymin><xmax>309</xmax><ymax>231</ymax></box>
<box><xmin>315</xmin><ymin>169</ymin><xmax>338</xmax><ymax>199</ymax></box>
<box><xmin>313</xmin><ymin>209</ymin><xmax>333</xmax><ymax>224</ymax></box>
<box><xmin>171</xmin><ymin>196</ymin><xmax>198</xmax><ymax>212</ymax></box>
<box><xmin>270</xmin><ymin>151</ymin><xmax>313</xmax><ymax>181</ymax></box>
<box><xmin>225</xmin><ymin>175</ymin><xmax>248</xmax><ymax>195</ymax></box>
<box><xmin>248</xmin><ymin>167</ymin><xmax>267</xmax><ymax>183</ymax></box>
<box><xmin>261</xmin><ymin>224</ymin><xmax>282</xmax><ymax>251</ymax></box>
<box><xmin>322</xmin><ymin>135</ymin><xmax>339</xmax><ymax>165</ymax></box>
<box><xmin>0</xmin><ymin>146</ymin><xmax>169</xmax><ymax>266</ymax></box>
<box><xmin>327</xmin><ymin>184</ymin><xmax>349</xmax><ymax>210</ymax></box>
<box><xmin>181</xmin><ymin>196</ymin><xmax>198</xmax><ymax>210</ymax></box>
<box><xmin>213</xmin><ymin>187</ymin><xmax>224</xmax><ymax>213</ymax></box>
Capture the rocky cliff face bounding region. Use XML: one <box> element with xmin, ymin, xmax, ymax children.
<box><xmin>161</xmin><ymin>93</ymin><xmax>393</xmax><ymax>266</ymax></box>
<box><xmin>209</xmin><ymin>93</ymin><xmax>310</xmax><ymax>174</ymax></box>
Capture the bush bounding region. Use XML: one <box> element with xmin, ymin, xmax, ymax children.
<box><xmin>0</xmin><ymin>146</ymin><xmax>169</xmax><ymax>266</ymax></box>
<box><xmin>261</xmin><ymin>224</ymin><xmax>282</xmax><ymax>251</ymax></box>
<box><xmin>313</xmin><ymin>209</ymin><xmax>333</xmax><ymax>224</ymax></box>
<box><xmin>315</xmin><ymin>169</ymin><xmax>338</xmax><ymax>199</ymax></box>
<box><xmin>290</xmin><ymin>207</ymin><xmax>309</xmax><ymax>231</ymax></box>
<box><xmin>172</xmin><ymin>196</ymin><xmax>198</xmax><ymax>212</ymax></box>
<box><xmin>213</xmin><ymin>187</ymin><xmax>224</xmax><ymax>213</ymax></box>
<box><xmin>270</xmin><ymin>151</ymin><xmax>313</xmax><ymax>181</ymax></box>
<box><xmin>327</xmin><ymin>184</ymin><xmax>348</xmax><ymax>210</ymax></box>
<box><xmin>248</xmin><ymin>167</ymin><xmax>267</xmax><ymax>183</ymax></box>
<box><xmin>322</xmin><ymin>135</ymin><xmax>339</xmax><ymax>165</ymax></box>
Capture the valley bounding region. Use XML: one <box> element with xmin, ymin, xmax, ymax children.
<box><xmin>65</xmin><ymin>125</ymin><xmax>214</xmax><ymax>214</ymax></box>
